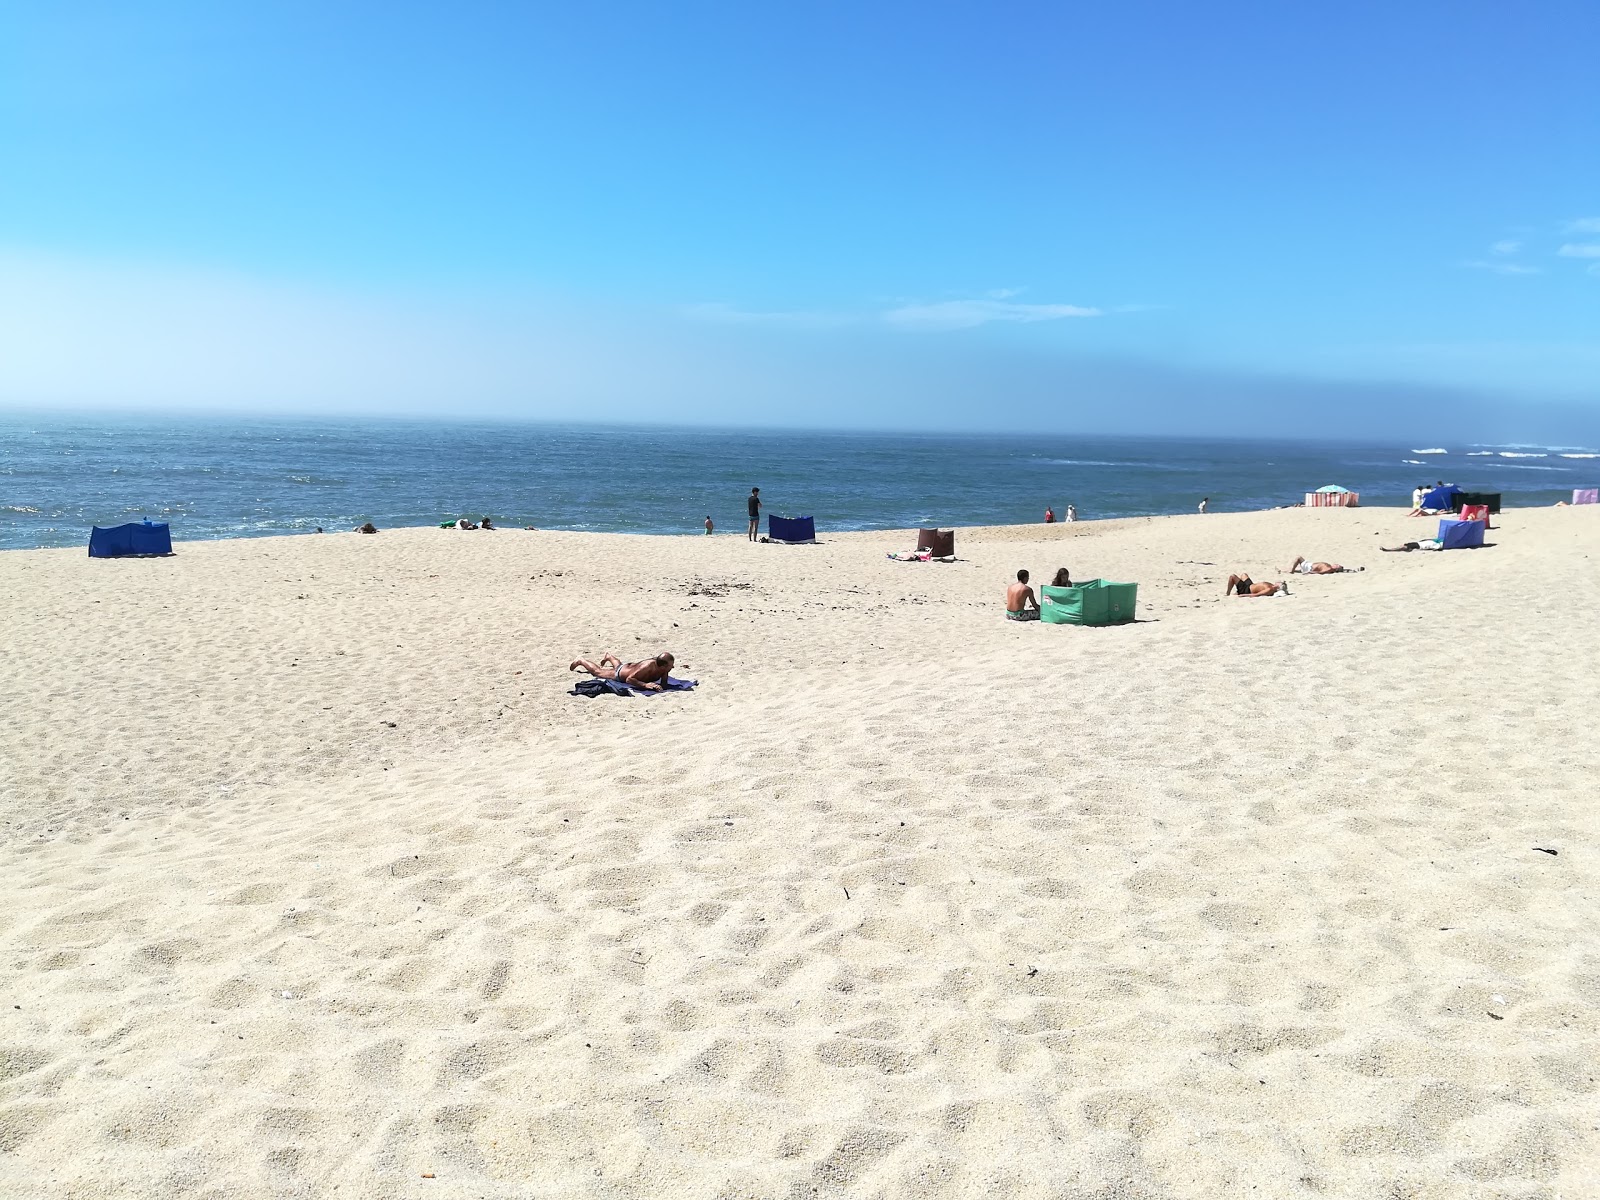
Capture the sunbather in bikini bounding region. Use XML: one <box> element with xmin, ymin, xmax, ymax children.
<box><xmin>569</xmin><ymin>652</ymin><xmax>675</xmax><ymax>691</ymax></box>
<box><xmin>1224</xmin><ymin>574</ymin><xmax>1288</xmax><ymax>597</ymax></box>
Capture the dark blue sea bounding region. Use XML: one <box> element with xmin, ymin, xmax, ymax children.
<box><xmin>1</xmin><ymin>411</ymin><xmax>1594</xmax><ymax>551</ymax></box>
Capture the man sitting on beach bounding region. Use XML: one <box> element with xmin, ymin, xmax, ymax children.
<box><xmin>1224</xmin><ymin>573</ymin><xmax>1288</xmax><ymax>597</ymax></box>
<box><xmin>1006</xmin><ymin>570</ymin><xmax>1040</xmax><ymax>620</ymax></box>
<box><xmin>569</xmin><ymin>652</ymin><xmax>675</xmax><ymax>691</ymax></box>
<box><xmin>1285</xmin><ymin>555</ymin><xmax>1362</xmax><ymax>575</ymax></box>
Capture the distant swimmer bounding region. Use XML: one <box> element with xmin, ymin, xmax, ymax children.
<box><xmin>747</xmin><ymin>488</ymin><xmax>762</xmax><ymax>541</ymax></box>
<box><xmin>569</xmin><ymin>651</ymin><xmax>675</xmax><ymax>691</ymax></box>
<box><xmin>1006</xmin><ymin>569</ymin><xmax>1041</xmax><ymax>620</ymax></box>
<box><xmin>1285</xmin><ymin>556</ymin><xmax>1363</xmax><ymax>575</ymax></box>
<box><xmin>1224</xmin><ymin>573</ymin><xmax>1287</xmax><ymax>597</ymax></box>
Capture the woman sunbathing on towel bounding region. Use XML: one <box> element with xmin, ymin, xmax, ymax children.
<box><xmin>569</xmin><ymin>652</ymin><xmax>675</xmax><ymax>691</ymax></box>
<box><xmin>1224</xmin><ymin>574</ymin><xmax>1288</xmax><ymax>597</ymax></box>
<box><xmin>1284</xmin><ymin>555</ymin><xmax>1362</xmax><ymax>575</ymax></box>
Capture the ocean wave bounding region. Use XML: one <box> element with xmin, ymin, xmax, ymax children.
<box><xmin>2</xmin><ymin>505</ymin><xmax>41</xmax><ymax>513</ymax></box>
<box><xmin>1499</xmin><ymin>452</ymin><xmax>1547</xmax><ymax>458</ymax></box>
<box><xmin>1465</xmin><ymin>451</ymin><xmax>1494</xmax><ymax>456</ymax></box>
<box><xmin>1411</xmin><ymin>448</ymin><xmax>1448</xmax><ymax>454</ymax></box>
<box><xmin>1039</xmin><ymin>459</ymin><xmax>1126</xmax><ymax>468</ymax></box>
<box><xmin>1402</xmin><ymin>459</ymin><xmax>1425</xmax><ymax>465</ymax></box>
<box><xmin>1559</xmin><ymin>452</ymin><xmax>1599</xmax><ymax>459</ymax></box>
<box><xmin>1497</xmin><ymin>464</ymin><xmax>1569</xmax><ymax>471</ymax></box>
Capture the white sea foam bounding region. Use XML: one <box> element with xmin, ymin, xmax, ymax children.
<box><xmin>1499</xmin><ymin>451</ymin><xmax>1547</xmax><ymax>458</ymax></box>
<box><xmin>1559</xmin><ymin>452</ymin><xmax>1599</xmax><ymax>459</ymax></box>
<box><xmin>1466</xmin><ymin>451</ymin><xmax>1495</xmax><ymax>456</ymax></box>
<box><xmin>1412</xmin><ymin>448</ymin><xmax>1448</xmax><ymax>454</ymax></box>
<box><xmin>1402</xmin><ymin>460</ymin><xmax>1425</xmax><ymax>465</ymax></box>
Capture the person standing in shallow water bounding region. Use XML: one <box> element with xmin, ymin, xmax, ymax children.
<box><xmin>747</xmin><ymin>488</ymin><xmax>761</xmax><ymax>541</ymax></box>
<box><xmin>704</xmin><ymin>515</ymin><xmax>714</xmax><ymax>535</ymax></box>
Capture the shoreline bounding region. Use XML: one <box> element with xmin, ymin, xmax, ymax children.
<box><xmin>0</xmin><ymin>501</ymin><xmax>1533</xmax><ymax>555</ymax></box>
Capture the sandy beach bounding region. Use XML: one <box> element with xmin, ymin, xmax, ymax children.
<box><xmin>2</xmin><ymin>504</ymin><xmax>1597</xmax><ymax>1199</ymax></box>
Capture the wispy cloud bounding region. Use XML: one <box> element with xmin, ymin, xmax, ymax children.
<box><xmin>1563</xmin><ymin>217</ymin><xmax>1600</xmax><ymax>234</ymax></box>
<box><xmin>1490</xmin><ymin>239</ymin><xmax>1522</xmax><ymax>255</ymax></box>
<box><xmin>1461</xmin><ymin>259</ymin><xmax>1540</xmax><ymax>275</ymax></box>
<box><xmin>1557</xmin><ymin>243</ymin><xmax>1600</xmax><ymax>258</ymax></box>
<box><xmin>882</xmin><ymin>299</ymin><xmax>1101</xmax><ymax>330</ymax></box>
<box><xmin>683</xmin><ymin>294</ymin><xmax>1104</xmax><ymax>331</ymax></box>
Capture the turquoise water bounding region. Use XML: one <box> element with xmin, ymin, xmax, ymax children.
<box><xmin>1</xmin><ymin>411</ymin><xmax>1592</xmax><ymax>550</ymax></box>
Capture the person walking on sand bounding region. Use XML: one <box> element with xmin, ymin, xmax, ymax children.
<box><xmin>747</xmin><ymin>488</ymin><xmax>762</xmax><ymax>541</ymax></box>
<box><xmin>1006</xmin><ymin>570</ymin><xmax>1041</xmax><ymax>621</ymax></box>
<box><xmin>1198</xmin><ymin>497</ymin><xmax>1209</xmax><ymax>514</ymax></box>
<box><xmin>1065</xmin><ymin>504</ymin><xmax>1076</xmax><ymax>523</ymax></box>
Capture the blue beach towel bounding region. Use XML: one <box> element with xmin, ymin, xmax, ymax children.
<box><xmin>570</xmin><ymin>675</ymin><xmax>698</xmax><ymax>698</ymax></box>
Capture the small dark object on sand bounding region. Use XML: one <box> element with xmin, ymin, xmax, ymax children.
<box><xmin>1534</xmin><ymin>847</ymin><xmax>1558</xmax><ymax>855</ymax></box>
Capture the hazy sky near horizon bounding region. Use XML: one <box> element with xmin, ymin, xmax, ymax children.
<box><xmin>2</xmin><ymin>1</ymin><xmax>1598</xmax><ymax>440</ymax></box>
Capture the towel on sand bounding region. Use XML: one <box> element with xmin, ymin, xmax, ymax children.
<box><xmin>570</xmin><ymin>676</ymin><xmax>698</xmax><ymax>698</ymax></box>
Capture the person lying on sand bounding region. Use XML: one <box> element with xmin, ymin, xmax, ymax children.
<box><xmin>354</xmin><ymin>522</ymin><xmax>378</xmax><ymax>534</ymax></box>
<box><xmin>1285</xmin><ymin>556</ymin><xmax>1363</xmax><ymax>575</ymax></box>
<box><xmin>1381</xmin><ymin>539</ymin><xmax>1444</xmax><ymax>552</ymax></box>
<box><xmin>1006</xmin><ymin>570</ymin><xmax>1040</xmax><ymax>621</ymax></box>
<box><xmin>1224</xmin><ymin>574</ymin><xmax>1288</xmax><ymax>597</ymax></box>
<box><xmin>569</xmin><ymin>652</ymin><xmax>675</xmax><ymax>691</ymax></box>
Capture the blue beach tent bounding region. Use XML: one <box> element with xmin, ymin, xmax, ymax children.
<box><xmin>88</xmin><ymin>520</ymin><xmax>173</xmax><ymax>558</ymax></box>
<box><xmin>1436</xmin><ymin>518</ymin><xmax>1485</xmax><ymax>550</ymax></box>
<box><xmin>1420</xmin><ymin>484</ymin><xmax>1461</xmax><ymax>512</ymax></box>
<box><xmin>767</xmin><ymin>515</ymin><xmax>817</xmax><ymax>543</ymax></box>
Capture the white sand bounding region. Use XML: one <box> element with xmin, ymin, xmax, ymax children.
<box><xmin>2</xmin><ymin>506</ymin><xmax>1597</xmax><ymax>1198</ymax></box>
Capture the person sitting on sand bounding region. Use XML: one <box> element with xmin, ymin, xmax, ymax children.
<box><xmin>1224</xmin><ymin>573</ymin><xmax>1288</xmax><ymax>597</ymax></box>
<box><xmin>1381</xmin><ymin>539</ymin><xmax>1444</xmax><ymax>552</ymax></box>
<box><xmin>1006</xmin><ymin>570</ymin><xmax>1040</xmax><ymax>620</ymax></box>
<box><xmin>354</xmin><ymin>522</ymin><xmax>378</xmax><ymax>534</ymax></box>
<box><xmin>569</xmin><ymin>652</ymin><xmax>675</xmax><ymax>691</ymax></box>
<box><xmin>480</xmin><ymin>516</ymin><xmax>495</xmax><ymax>530</ymax></box>
<box><xmin>1051</xmin><ymin>567</ymin><xmax>1073</xmax><ymax>588</ymax></box>
<box><xmin>1285</xmin><ymin>555</ymin><xmax>1362</xmax><ymax>575</ymax></box>
<box><xmin>455</xmin><ymin>518</ymin><xmax>479</xmax><ymax>530</ymax></box>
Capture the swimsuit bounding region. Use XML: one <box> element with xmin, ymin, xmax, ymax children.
<box><xmin>1006</xmin><ymin>609</ymin><xmax>1039</xmax><ymax>621</ymax></box>
<box><xmin>1234</xmin><ymin>577</ymin><xmax>1252</xmax><ymax>595</ymax></box>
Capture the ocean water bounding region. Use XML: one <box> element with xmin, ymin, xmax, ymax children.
<box><xmin>1</xmin><ymin>411</ymin><xmax>1593</xmax><ymax>551</ymax></box>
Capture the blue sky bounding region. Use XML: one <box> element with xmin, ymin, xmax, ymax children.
<box><xmin>2</xmin><ymin>1</ymin><xmax>1597</xmax><ymax>438</ymax></box>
